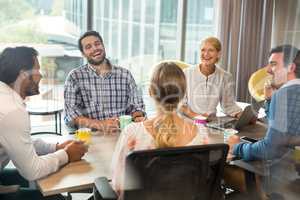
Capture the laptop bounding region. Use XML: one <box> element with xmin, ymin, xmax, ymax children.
<box><xmin>206</xmin><ymin>105</ymin><xmax>257</xmax><ymax>130</ymax></box>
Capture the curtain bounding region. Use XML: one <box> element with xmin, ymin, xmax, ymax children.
<box><xmin>272</xmin><ymin>0</ymin><xmax>300</xmax><ymax>47</ymax></box>
<box><xmin>217</xmin><ymin>0</ymin><xmax>274</xmax><ymax>102</ymax></box>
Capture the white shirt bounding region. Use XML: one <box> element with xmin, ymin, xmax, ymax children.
<box><xmin>183</xmin><ymin>65</ymin><xmax>242</xmax><ymax>116</ymax></box>
<box><xmin>0</xmin><ymin>81</ymin><xmax>68</xmax><ymax>181</ymax></box>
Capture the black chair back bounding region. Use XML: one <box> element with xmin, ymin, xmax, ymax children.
<box><xmin>121</xmin><ymin>144</ymin><xmax>229</xmax><ymax>200</ymax></box>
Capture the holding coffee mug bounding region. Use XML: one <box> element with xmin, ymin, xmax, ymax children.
<box><xmin>119</xmin><ymin>115</ymin><xmax>132</xmax><ymax>130</ymax></box>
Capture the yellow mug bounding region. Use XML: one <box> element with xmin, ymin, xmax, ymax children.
<box><xmin>75</xmin><ymin>128</ymin><xmax>92</xmax><ymax>144</ymax></box>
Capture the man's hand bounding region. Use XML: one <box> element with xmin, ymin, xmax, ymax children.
<box><xmin>64</xmin><ymin>141</ymin><xmax>88</xmax><ymax>163</ymax></box>
<box><xmin>264</xmin><ymin>80</ymin><xmax>275</xmax><ymax>100</ymax></box>
<box><xmin>132</xmin><ymin>111</ymin><xmax>145</xmax><ymax>122</ymax></box>
<box><xmin>96</xmin><ymin>117</ymin><xmax>120</xmax><ymax>134</ymax></box>
<box><xmin>133</xmin><ymin>116</ymin><xmax>146</xmax><ymax>122</ymax></box>
<box><xmin>227</xmin><ymin>135</ymin><xmax>241</xmax><ymax>154</ymax></box>
<box><xmin>56</xmin><ymin>140</ymin><xmax>73</xmax><ymax>150</ymax></box>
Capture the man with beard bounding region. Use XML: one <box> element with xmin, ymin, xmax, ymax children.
<box><xmin>64</xmin><ymin>31</ymin><xmax>145</xmax><ymax>132</ymax></box>
<box><xmin>0</xmin><ymin>47</ymin><xmax>87</xmax><ymax>200</ymax></box>
<box><xmin>228</xmin><ymin>45</ymin><xmax>300</xmax><ymax>161</ymax></box>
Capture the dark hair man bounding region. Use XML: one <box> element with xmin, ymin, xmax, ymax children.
<box><xmin>229</xmin><ymin>45</ymin><xmax>300</xmax><ymax>160</ymax></box>
<box><xmin>0</xmin><ymin>46</ymin><xmax>87</xmax><ymax>200</ymax></box>
<box><xmin>64</xmin><ymin>31</ymin><xmax>145</xmax><ymax>132</ymax></box>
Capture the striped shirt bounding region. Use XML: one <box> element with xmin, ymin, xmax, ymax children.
<box><xmin>64</xmin><ymin>63</ymin><xmax>145</xmax><ymax>126</ymax></box>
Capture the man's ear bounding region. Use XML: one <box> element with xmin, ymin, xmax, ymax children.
<box><xmin>288</xmin><ymin>63</ymin><xmax>296</xmax><ymax>73</ymax></box>
<box><xmin>19</xmin><ymin>70</ymin><xmax>29</xmax><ymax>78</ymax></box>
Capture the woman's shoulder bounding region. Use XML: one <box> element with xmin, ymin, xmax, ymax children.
<box><xmin>215</xmin><ymin>66</ymin><xmax>233</xmax><ymax>80</ymax></box>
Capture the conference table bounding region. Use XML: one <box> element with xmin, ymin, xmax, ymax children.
<box><xmin>36</xmin><ymin>133</ymin><xmax>119</xmax><ymax>196</ymax></box>
<box><xmin>36</xmin><ymin>121</ymin><xmax>268</xmax><ymax>197</ymax></box>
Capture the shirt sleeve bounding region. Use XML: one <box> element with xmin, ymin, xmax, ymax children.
<box><xmin>0</xmin><ymin>109</ymin><xmax>68</xmax><ymax>181</ymax></box>
<box><xmin>233</xmin><ymin>89</ymin><xmax>291</xmax><ymax>161</ymax></box>
<box><xmin>64</xmin><ymin>73</ymin><xmax>83</xmax><ymax>126</ymax></box>
<box><xmin>220</xmin><ymin>73</ymin><xmax>242</xmax><ymax>116</ymax></box>
<box><xmin>126</xmin><ymin>71</ymin><xmax>145</xmax><ymax>115</ymax></box>
<box><xmin>33</xmin><ymin>138</ymin><xmax>57</xmax><ymax>155</ymax></box>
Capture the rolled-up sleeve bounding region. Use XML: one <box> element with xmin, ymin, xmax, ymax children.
<box><xmin>233</xmin><ymin>88</ymin><xmax>292</xmax><ymax>161</ymax></box>
<box><xmin>64</xmin><ymin>73</ymin><xmax>83</xmax><ymax>126</ymax></box>
<box><xmin>233</xmin><ymin>127</ymin><xmax>285</xmax><ymax>161</ymax></box>
<box><xmin>0</xmin><ymin>110</ymin><xmax>68</xmax><ymax>181</ymax></box>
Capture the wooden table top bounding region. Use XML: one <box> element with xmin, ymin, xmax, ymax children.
<box><xmin>36</xmin><ymin>133</ymin><xmax>119</xmax><ymax>196</ymax></box>
<box><xmin>37</xmin><ymin>122</ymin><xmax>267</xmax><ymax>196</ymax></box>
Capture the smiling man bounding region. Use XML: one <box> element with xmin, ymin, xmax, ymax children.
<box><xmin>228</xmin><ymin>45</ymin><xmax>300</xmax><ymax>161</ymax></box>
<box><xmin>64</xmin><ymin>31</ymin><xmax>145</xmax><ymax>132</ymax></box>
<box><xmin>0</xmin><ymin>46</ymin><xmax>87</xmax><ymax>200</ymax></box>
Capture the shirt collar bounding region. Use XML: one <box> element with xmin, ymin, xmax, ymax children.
<box><xmin>281</xmin><ymin>79</ymin><xmax>300</xmax><ymax>89</ymax></box>
<box><xmin>0</xmin><ymin>81</ymin><xmax>25</xmax><ymax>106</ymax></box>
<box><xmin>87</xmin><ymin>60</ymin><xmax>116</xmax><ymax>78</ymax></box>
<box><xmin>197</xmin><ymin>64</ymin><xmax>219</xmax><ymax>78</ymax></box>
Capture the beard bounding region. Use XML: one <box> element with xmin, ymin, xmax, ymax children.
<box><xmin>26</xmin><ymin>78</ymin><xmax>40</xmax><ymax>97</ymax></box>
<box><xmin>87</xmin><ymin>53</ymin><xmax>106</xmax><ymax>65</ymax></box>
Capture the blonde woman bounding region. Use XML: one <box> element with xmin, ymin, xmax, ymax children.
<box><xmin>181</xmin><ymin>37</ymin><xmax>242</xmax><ymax>118</ymax></box>
<box><xmin>111</xmin><ymin>62</ymin><xmax>204</xmax><ymax>196</ymax></box>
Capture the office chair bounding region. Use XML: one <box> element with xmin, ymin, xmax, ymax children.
<box><xmin>0</xmin><ymin>184</ymin><xmax>19</xmax><ymax>194</ymax></box>
<box><xmin>93</xmin><ymin>144</ymin><xmax>229</xmax><ymax>200</ymax></box>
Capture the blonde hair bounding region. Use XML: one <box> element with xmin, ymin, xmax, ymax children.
<box><xmin>149</xmin><ymin>62</ymin><xmax>186</xmax><ymax>148</ymax></box>
<box><xmin>201</xmin><ymin>37</ymin><xmax>222</xmax><ymax>52</ymax></box>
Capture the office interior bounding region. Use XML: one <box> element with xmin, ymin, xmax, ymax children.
<box><xmin>0</xmin><ymin>0</ymin><xmax>299</xmax><ymax>200</ymax></box>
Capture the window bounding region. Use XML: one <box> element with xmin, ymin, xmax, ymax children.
<box><xmin>0</xmin><ymin>0</ymin><xmax>85</xmax><ymax>132</ymax></box>
<box><xmin>185</xmin><ymin>0</ymin><xmax>216</xmax><ymax>64</ymax></box>
<box><xmin>90</xmin><ymin>0</ymin><xmax>217</xmax><ymax>114</ymax></box>
<box><xmin>132</xmin><ymin>24</ymin><xmax>141</xmax><ymax>57</ymax></box>
<box><xmin>132</xmin><ymin>0</ymin><xmax>141</xmax><ymax>22</ymax></box>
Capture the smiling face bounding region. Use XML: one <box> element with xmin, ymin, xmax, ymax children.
<box><xmin>81</xmin><ymin>35</ymin><xmax>106</xmax><ymax>66</ymax></box>
<box><xmin>266</xmin><ymin>52</ymin><xmax>288</xmax><ymax>88</ymax></box>
<box><xmin>200</xmin><ymin>42</ymin><xmax>220</xmax><ymax>67</ymax></box>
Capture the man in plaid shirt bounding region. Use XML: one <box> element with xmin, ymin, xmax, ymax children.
<box><xmin>64</xmin><ymin>31</ymin><xmax>145</xmax><ymax>132</ymax></box>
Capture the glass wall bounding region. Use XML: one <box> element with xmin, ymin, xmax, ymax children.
<box><xmin>185</xmin><ymin>0</ymin><xmax>216</xmax><ymax>64</ymax></box>
<box><xmin>92</xmin><ymin>0</ymin><xmax>216</xmax><ymax>83</ymax></box>
<box><xmin>0</xmin><ymin>0</ymin><xmax>84</xmax><ymax>100</ymax></box>
<box><xmin>64</xmin><ymin>0</ymin><xmax>87</xmax><ymax>34</ymax></box>
<box><xmin>91</xmin><ymin>0</ymin><xmax>217</xmax><ymax>114</ymax></box>
<box><xmin>0</xmin><ymin>0</ymin><xmax>84</xmax><ymax>131</ymax></box>
<box><xmin>0</xmin><ymin>0</ymin><xmax>219</xmax><ymax>118</ymax></box>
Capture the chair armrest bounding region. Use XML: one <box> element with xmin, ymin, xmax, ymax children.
<box><xmin>0</xmin><ymin>185</ymin><xmax>20</xmax><ymax>194</ymax></box>
<box><xmin>94</xmin><ymin>177</ymin><xmax>118</xmax><ymax>200</ymax></box>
